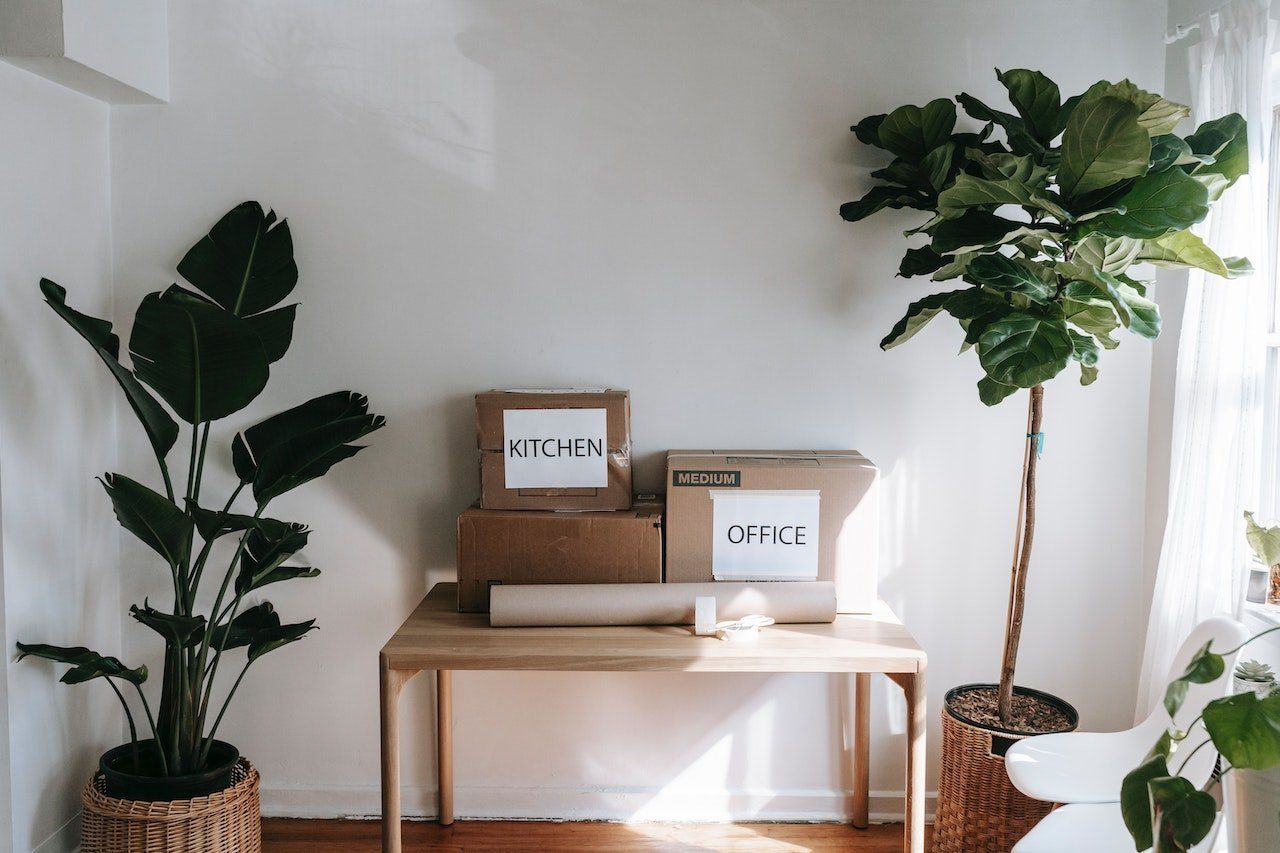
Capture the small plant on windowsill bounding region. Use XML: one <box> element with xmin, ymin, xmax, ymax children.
<box><xmin>15</xmin><ymin>201</ymin><xmax>385</xmax><ymax>812</ymax></box>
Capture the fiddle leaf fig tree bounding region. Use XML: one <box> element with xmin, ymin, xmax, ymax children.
<box><xmin>843</xmin><ymin>69</ymin><xmax>1248</xmax><ymax>726</ymax></box>
<box><xmin>16</xmin><ymin>201</ymin><xmax>385</xmax><ymax>778</ymax></box>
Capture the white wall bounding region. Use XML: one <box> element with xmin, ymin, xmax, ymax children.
<box><xmin>0</xmin><ymin>62</ymin><xmax>120</xmax><ymax>851</ymax></box>
<box><xmin>105</xmin><ymin>0</ymin><xmax>1168</xmax><ymax>821</ymax></box>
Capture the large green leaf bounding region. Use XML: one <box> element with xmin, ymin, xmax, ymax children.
<box><xmin>15</xmin><ymin>642</ymin><xmax>147</xmax><ymax>686</ymax></box>
<box><xmin>1149</xmin><ymin>134</ymin><xmax>1205</xmax><ymax>173</ymax></box>
<box><xmin>977</xmin><ymin>375</ymin><xmax>1019</xmax><ymax>406</ymax></box>
<box><xmin>100</xmin><ymin>474</ymin><xmax>193</xmax><ymax>569</ymax></box>
<box><xmin>129</xmin><ymin>287</ymin><xmax>270</xmax><ymax>424</ymax></box>
<box><xmin>840</xmin><ymin>185</ymin><xmax>931</xmax><ymax>222</ymax></box>
<box><xmin>996</xmin><ymin>68</ymin><xmax>1060</xmax><ymax>142</ymax></box>
<box><xmin>967</xmin><ymin>150</ymin><xmax>1049</xmax><ymax>185</ymax></box>
<box><xmin>232</xmin><ymin>391</ymin><xmax>386</xmax><ymax>502</ymax></box>
<box><xmin>1148</xmin><ymin>776</ymin><xmax>1218</xmax><ymax>851</ymax></box>
<box><xmin>1077</xmin><ymin>80</ymin><xmax>1190</xmax><ymax>136</ymax></box>
<box><xmin>40</xmin><ymin>280</ymin><xmax>179</xmax><ymax>461</ymax></box>
<box><xmin>956</xmin><ymin>93</ymin><xmax>1042</xmax><ymax>155</ymax></box>
<box><xmin>1245</xmin><ymin>511</ymin><xmax>1280</xmax><ymax>565</ymax></box>
<box><xmin>1080</xmin><ymin>168</ymin><xmax>1209</xmax><ymax>239</ymax></box>
<box><xmin>1058</xmin><ymin>96</ymin><xmax>1150</xmax><ymax>199</ymax></box>
<box><xmin>1204</xmin><ymin>689</ymin><xmax>1280</xmax><ymax>769</ymax></box>
<box><xmin>244</xmin><ymin>304</ymin><xmax>296</xmax><ymax>364</ymax></box>
<box><xmin>851</xmin><ymin>113</ymin><xmax>887</xmax><ymax>148</ymax></box>
<box><xmin>236</xmin><ymin>523</ymin><xmax>315</xmax><ymax>594</ymax></box>
<box><xmin>920</xmin><ymin>142</ymin><xmax>956</xmax><ymax>191</ymax></box>
<box><xmin>928</xmin><ymin>210</ymin><xmax>1025</xmax><ymax>253</ymax></box>
<box><xmin>1073</xmin><ymin>234</ymin><xmax>1141</xmax><ymax>275</ymax></box>
<box><xmin>1164</xmin><ymin>640</ymin><xmax>1224</xmax><ymax>718</ymax></box>
<box><xmin>966</xmin><ymin>254</ymin><xmax>1053</xmax><ymax>301</ymax></box>
<box><xmin>1138</xmin><ymin>231</ymin><xmax>1251</xmax><ymax>279</ymax></box>
<box><xmin>1185</xmin><ymin>113</ymin><xmax>1248</xmax><ymax>197</ymax></box>
<box><xmin>1062</xmin><ymin>281</ymin><xmax>1121</xmax><ymax>349</ymax></box>
<box><xmin>129</xmin><ymin>602</ymin><xmax>206</xmax><ymax>648</ymax></box>
<box><xmin>977</xmin><ymin>313</ymin><xmax>1074</xmax><ymax>388</ymax></box>
<box><xmin>207</xmin><ymin>602</ymin><xmax>280</xmax><ymax>651</ymax></box>
<box><xmin>880</xmin><ymin>291</ymin><xmax>962</xmax><ymax>350</ymax></box>
<box><xmin>1068</xmin><ymin>329</ymin><xmax>1099</xmax><ymax>368</ymax></box>
<box><xmin>177</xmin><ymin>201</ymin><xmax>298</xmax><ymax>318</ymax></box>
<box><xmin>937</xmin><ymin>173</ymin><xmax>1070</xmax><ymax>221</ymax></box>
<box><xmin>248</xmin><ymin>618</ymin><xmax>317</xmax><ymax>662</ymax></box>
<box><xmin>877</xmin><ymin>99</ymin><xmax>956</xmax><ymax>159</ymax></box>
<box><xmin>898</xmin><ymin>246</ymin><xmax>947</xmax><ymax>278</ymax></box>
<box><xmin>1121</xmin><ymin>754</ymin><xmax>1168</xmax><ymax>851</ymax></box>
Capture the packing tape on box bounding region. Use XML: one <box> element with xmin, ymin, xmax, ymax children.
<box><xmin>489</xmin><ymin>581</ymin><xmax>837</xmax><ymax>627</ymax></box>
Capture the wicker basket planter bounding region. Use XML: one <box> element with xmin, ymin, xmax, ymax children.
<box><xmin>932</xmin><ymin>684</ymin><xmax>1078</xmax><ymax>853</ymax></box>
<box><xmin>82</xmin><ymin>758</ymin><xmax>261</xmax><ymax>853</ymax></box>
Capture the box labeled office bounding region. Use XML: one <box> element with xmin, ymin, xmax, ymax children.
<box><xmin>456</xmin><ymin>500</ymin><xmax>663</xmax><ymax>612</ymax></box>
<box><xmin>475</xmin><ymin>389</ymin><xmax>631</xmax><ymax>511</ymax></box>
<box><xmin>665</xmin><ymin>450</ymin><xmax>879</xmax><ymax>613</ymax></box>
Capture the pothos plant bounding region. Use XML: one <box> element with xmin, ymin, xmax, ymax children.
<box><xmin>843</xmin><ymin>69</ymin><xmax>1249</xmax><ymax>726</ymax></box>
<box><xmin>1123</xmin><ymin>627</ymin><xmax>1280</xmax><ymax>852</ymax></box>
<box><xmin>16</xmin><ymin>201</ymin><xmax>385</xmax><ymax>778</ymax></box>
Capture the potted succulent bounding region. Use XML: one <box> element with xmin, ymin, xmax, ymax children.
<box><xmin>1125</xmin><ymin>627</ymin><xmax>1280</xmax><ymax>852</ymax></box>
<box><xmin>1234</xmin><ymin>659</ymin><xmax>1277</xmax><ymax>697</ymax></box>
<box><xmin>16</xmin><ymin>201</ymin><xmax>384</xmax><ymax>851</ymax></box>
<box><xmin>841</xmin><ymin>69</ymin><xmax>1248</xmax><ymax>850</ymax></box>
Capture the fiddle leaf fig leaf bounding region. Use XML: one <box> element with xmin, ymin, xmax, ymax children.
<box><xmin>1185</xmin><ymin>113</ymin><xmax>1248</xmax><ymax>197</ymax></box>
<box><xmin>996</xmin><ymin>68</ymin><xmax>1061</xmax><ymax>142</ymax></box>
<box><xmin>1149</xmin><ymin>134</ymin><xmax>1202</xmax><ymax>173</ymax></box>
<box><xmin>851</xmin><ymin>113</ymin><xmax>888</xmax><ymax>148</ymax></box>
<box><xmin>101</xmin><ymin>474</ymin><xmax>193</xmax><ymax>569</ymax></box>
<box><xmin>1078</xmin><ymin>168</ymin><xmax>1209</xmax><ymax>239</ymax></box>
<box><xmin>1058</xmin><ymin>96</ymin><xmax>1150</xmax><ymax>199</ymax></box>
<box><xmin>880</xmin><ymin>290</ymin><xmax>964</xmax><ymax>350</ymax></box>
<box><xmin>1245</xmin><ymin>511</ymin><xmax>1280</xmax><ymax>566</ymax></box>
<box><xmin>840</xmin><ymin>185</ymin><xmax>932</xmax><ymax>222</ymax></box>
<box><xmin>928</xmin><ymin>210</ymin><xmax>1026</xmax><ymax>254</ymax></box>
<box><xmin>937</xmin><ymin>173</ymin><xmax>1070</xmax><ymax>221</ymax></box>
<box><xmin>1068</xmin><ymin>329</ymin><xmax>1099</xmax><ymax>368</ymax></box>
<box><xmin>978</xmin><ymin>313</ymin><xmax>1074</xmax><ymax>388</ymax></box>
<box><xmin>967</xmin><ymin>150</ymin><xmax>1049</xmax><ymax>185</ymax></box>
<box><xmin>1074</xmin><ymin>234</ymin><xmax>1142</xmax><ymax>275</ymax></box>
<box><xmin>977</xmin><ymin>375</ymin><xmax>1019</xmax><ymax>406</ymax></box>
<box><xmin>921</xmin><ymin>142</ymin><xmax>956</xmax><ymax>191</ymax></box>
<box><xmin>966</xmin><ymin>254</ymin><xmax>1053</xmax><ymax>302</ymax></box>
<box><xmin>15</xmin><ymin>642</ymin><xmax>147</xmax><ymax>686</ymax></box>
<box><xmin>1203</xmin><ymin>690</ymin><xmax>1280</xmax><ymax>769</ymax></box>
<box><xmin>177</xmin><ymin>201</ymin><xmax>298</xmax><ymax>317</ymax></box>
<box><xmin>1138</xmin><ymin>231</ymin><xmax>1251</xmax><ymax>279</ymax></box>
<box><xmin>878</xmin><ymin>99</ymin><xmax>956</xmax><ymax>159</ymax></box>
<box><xmin>956</xmin><ymin>92</ymin><xmax>1043</xmax><ymax>155</ymax></box>
<box><xmin>898</xmin><ymin>246</ymin><xmax>947</xmax><ymax>278</ymax></box>
<box><xmin>40</xmin><ymin>279</ymin><xmax>179</xmax><ymax>461</ymax></box>
<box><xmin>1061</xmin><ymin>281</ymin><xmax>1121</xmax><ymax>349</ymax></box>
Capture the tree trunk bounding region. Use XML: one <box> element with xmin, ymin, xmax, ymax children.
<box><xmin>997</xmin><ymin>384</ymin><xmax>1044</xmax><ymax>725</ymax></box>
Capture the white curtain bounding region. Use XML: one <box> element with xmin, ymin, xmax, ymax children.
<box><xmin>1138</xmin><ymin>0</ymin><xmax>1274</xmax><ymax>716</ymax></box>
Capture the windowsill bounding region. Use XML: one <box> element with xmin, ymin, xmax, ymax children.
<box><xmin>1244</xmin><ymin>601</ymin><xmax>1280</xmax><ymax>629</ymax></box>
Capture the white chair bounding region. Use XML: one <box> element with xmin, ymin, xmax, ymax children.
<box><xmin>1007</xmin><ymin>614</ymin><xmax>1248</xmax><ymax>852</ymax></box>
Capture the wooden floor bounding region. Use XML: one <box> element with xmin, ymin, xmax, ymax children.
<box><xmin>262</xmin><ymin>818</ymin><xmax>926</xmax><ymax>852</ymax></box>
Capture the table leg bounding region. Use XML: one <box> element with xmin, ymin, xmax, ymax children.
<box><xmin>903</xmin><ymin>666</ymin><xmax>926</xmax><ymax>853</ymax></box>
<box><xmin>380</xmin><ymin>660</ymin><xmax>416</xmax><ymax>853</ymax></box>
<box><xmin>852</xmin><ymin>672</ymin><xmax>871</xmax><ymax>829</ymax></box>
<box><xmin>437</xmin><ymin>669</ymin><xmax>454</xmax><ymax>825</ymax></box>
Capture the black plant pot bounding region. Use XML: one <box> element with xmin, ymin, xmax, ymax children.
<box><xmin>99</xmin><ymin>739</ymin><xmax>240</xmax><ymax>801</ymax></box>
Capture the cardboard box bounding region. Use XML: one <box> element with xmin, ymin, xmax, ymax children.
<box><xmin>664</xmin><ymin>450</ymin><xmax>879</xmax><ymax>613</ymax></box>
<box><xmin>456</xmin><ymin>500</ymin><xmax>663</xmax><ymax>612</ymax></box>
<box><xmin>476</xmin><ymin>389</ymin><xmax>632</xmax><ymax>511</ymax></box>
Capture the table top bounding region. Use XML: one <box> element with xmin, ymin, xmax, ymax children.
<box><xmin>381</xmin><ymin>583</ymin><xmax>926</xmax><ymax>674</ymax></box>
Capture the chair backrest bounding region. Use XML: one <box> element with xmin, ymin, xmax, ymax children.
<box><xmin>1142</xmin><ymin>614</ymin><xmax>1250</xmax><ymax>787</ymax></box>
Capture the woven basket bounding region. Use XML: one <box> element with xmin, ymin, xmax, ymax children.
<box><xmin>82</xmin><ymin>758</ymin><xmax>261</xmax><ymax>853</ymax></box>
<box><xmin>932</xmin><ymin>685</ymin><xmax>1078</xmax><ymax>853</ymax></box>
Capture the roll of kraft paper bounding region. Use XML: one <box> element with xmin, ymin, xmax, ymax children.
<box><xmin>489</xmin><ymin>581</ymin><xmax>836</xmax><ymax>627</ymax></box>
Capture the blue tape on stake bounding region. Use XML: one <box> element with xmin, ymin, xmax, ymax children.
<box><xmin>1027</xmin><ymin>431</ymin><xmax>1045</xmax><ymax>457</ymax></box>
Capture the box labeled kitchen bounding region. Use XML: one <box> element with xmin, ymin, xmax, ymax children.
<box><xmin>665</xmin><ymin>450</ymin><xmax>879</xmax><ymax>613</ymax></box>
<box><xmin>475</xmin><ymin>389</ymin><xmax>631</xmax><ymax>510</ymax></box>
<box><xmin>456</xmin><ymin>499</ymin><xmax>662</xmax><ymax>612</ymax></box>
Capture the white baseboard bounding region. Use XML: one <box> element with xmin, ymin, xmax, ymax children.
<box><xmin>261</xmin><ymin>784</ymin><xmax>937</xmax><ymax>824</ymax></box>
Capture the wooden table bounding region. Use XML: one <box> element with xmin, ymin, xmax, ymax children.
<box><xmin>380</xmin><ymin>583</ymin><xmax>928</xmax><ymax>853</ymax></box>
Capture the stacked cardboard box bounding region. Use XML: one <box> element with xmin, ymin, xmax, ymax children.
<box><xmin>458</xmin><ymin>389</ymin><xmax>661</xmax><ymax>611</ymax></box>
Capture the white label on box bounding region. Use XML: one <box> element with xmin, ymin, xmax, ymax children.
<box><xmin>502</xmin><ymin>408</ymin><xmax>608</xmax><ymax>489</ymax></box>
<box><xmin>710</xmin><ymin>489</ymin><xmax>820</xmax><ymax>580</ymax></box>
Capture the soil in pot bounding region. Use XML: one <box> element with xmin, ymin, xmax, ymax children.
<box><xmin>948</xmin><ymin>684</ymin><xmax>1076</xmax><ymax>734</ymax></box>
<box><xmin>99</xmin><ymin>739</ymin><xmax>240</xmax><ymax>801</ymax></box>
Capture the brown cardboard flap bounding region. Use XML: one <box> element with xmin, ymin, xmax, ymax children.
<box><xmin>476</xmin><ymin>389</ymin><xmax>631</xmax><ymax>451</ymax></box>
